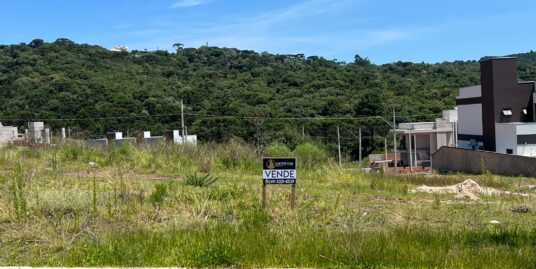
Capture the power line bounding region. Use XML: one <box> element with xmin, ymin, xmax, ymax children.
<box><xmin>0</xmin><ymin>112</ymin><xmax>444</xmax><ymax>123</ymax></box>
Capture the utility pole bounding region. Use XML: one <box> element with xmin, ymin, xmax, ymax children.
<box><xmin>337</xmin><ymin>125</ymin><xmax>342</xmax><ymax>167</ymax></box>
<box><xmin>247</xmin><ymin>117</ymin><xmax>266</xmax><ymax>148</ymax></box>
<box><xmin>393</xmin><ymin>107</ymin><xmax>397</xmax><ymax>174</ymax></box>
<box><xmin>358</xmin><ymin>127</ymin><xmax>362</xmax><ymax>162</ymax></box>
<box><xmin>384</xmin><ymin>138</ymin><xmax>388</xmax><ymax>171</ymax></box>
<box><xmin>181</xmin><ymin>99</ymin><xmax>185</xmax><ymax>144</ymax></box>
<box><xmin>302</xmin><ymin>125</ymin><xmax>305</xmax><ymax>138</ymax></box>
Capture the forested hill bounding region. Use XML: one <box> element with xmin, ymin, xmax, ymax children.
<box><xmin>1</xmin><ymin>39</ymin><xmax>536</xmax><ymax>150</ymax></box>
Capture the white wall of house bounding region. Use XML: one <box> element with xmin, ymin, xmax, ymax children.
<box><xmin>517</xmin><ymin>145</ymin><xmax>536</xmax><ymax>156</ymax></box>
<box><xmin>515</xmin><ymin>123</ymin><xmax>536</xmax><ymax>157</ymax></box>
<box><xmin>516</xmin><ymin>124</ymin><xmax>536</xmax><ymax>135</ymax></box>
<box><xmin>495</xmin><ymin>123</ymin><xmax>518</xmax><ymax>154</ymax></box>
<box><xmin>495</xmin><ymin>123</ymin><xmax>536</xmax><ymax>156</ymax></box>
<box><xmin>457</xmin><ymin>85</ymin><xmax>481</xmax><ymax>99</ymax></box>
<box><xmin>457</xmin><ymin>104</ymin><xmax>483</xmax><ymax>136</ymax></box>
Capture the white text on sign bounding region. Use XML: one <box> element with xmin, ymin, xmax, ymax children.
<box><xmin>262</xmin><ymin>170</ymin><xmax>297</xmax><ymax>180</ymax></box>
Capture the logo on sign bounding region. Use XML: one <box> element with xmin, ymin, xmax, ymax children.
<box><xmin>266</xmin><ymin>159</ymin><xmax>276</xmax><ymax>170</ymax></box>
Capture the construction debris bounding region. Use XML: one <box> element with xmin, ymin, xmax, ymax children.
<box><xmin>411</xmin><ymin>179</ymin><xmax>532</xmax><ymax>201</ymax></box>
<box><xmin>512</xmin><ymin>205</ymin><xmax>532</xmax><ymax>213</ymax></box>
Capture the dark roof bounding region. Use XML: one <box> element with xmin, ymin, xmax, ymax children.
<box><xmin>479</xmin><ymin>56</ymin><xmax>517</xmax><ymax>63</ymax></box>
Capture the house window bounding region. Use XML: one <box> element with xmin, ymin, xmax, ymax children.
<box><xmin>506</xmin><ymin>149</ymin><xmax>513</xmax><ymax>154</ymax></box>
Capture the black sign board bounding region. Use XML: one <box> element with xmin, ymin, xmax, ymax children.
<box><xmin>262</xmin><ymin>157</ymin><xmax>297</xmax><ymax>185</ymax></box>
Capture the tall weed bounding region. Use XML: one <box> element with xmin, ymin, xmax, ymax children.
<box><xmin>10</xmin><ymin>162</ymin><xmax>28</xmax><ymax>221</ymax></box>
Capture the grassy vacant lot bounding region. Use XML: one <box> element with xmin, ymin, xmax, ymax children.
<box><xmin>1</xmin><ymin>140</ymin><xmax>536</xmax><ymax>268</ymax></box>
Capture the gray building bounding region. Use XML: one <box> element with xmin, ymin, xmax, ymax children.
<box><xmin>392</xmin><ymin>110</ymin><xmax>457</xmax><ymax>168</ymax></box>
<box><xmin>27</xmin><ymin>122</ymin><xmax>45</xmax><ymax>143</ymax></box>
<box><xmin>0</xmin><ymin>122</ymin><xmax>19</xmax><ymax>143</ymax></box>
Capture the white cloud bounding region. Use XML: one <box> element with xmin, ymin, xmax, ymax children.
<box><xmin>115</xmin><ymin>0</ymin><xmax>430</xmax><ymax>61</ymax></box>
<box><xmin>170</xmin><ymin>0</ymin><xmax>204</xmax><ymax>9</ymax></box>
<box><xmin>224</xmin><ymin>0</ymin><xmax>354</xmax><ymax>30</ymax></box>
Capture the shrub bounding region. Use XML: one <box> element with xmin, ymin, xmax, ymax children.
<box><xmin>293</xmin><ymin>143</ymin><xmax>328</xmax><ymax>170</ymax></box>
<box><xmin>61</xmin><ymin>143</ymin><xmax>83</xmax><ymax>161</ymax></box>
<box><xmin>149</xmin><ymin>183</ymin><xmax>168</xmax><ymax>208</ymax></box>
<box><xmin>217</xmin><ymin>138</ymin><xmax>257</xmax><ymax>170</ymax></box>
<box><xmin>264</xmin><ymin>142</ymin><xmax>293</xmax><ymax>157</ymax></box>
<box><xmin>186</xmin><ymin>173</ymin><xmax>220</xmax><ymax>187</ymax></box>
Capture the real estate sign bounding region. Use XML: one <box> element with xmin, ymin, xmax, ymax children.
<box><xmin>262</xmin><ymin>157</ymin><xmax>297</xmax><ymax>184</ymax></box>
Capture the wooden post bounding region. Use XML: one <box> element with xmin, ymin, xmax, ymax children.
<box><xmin>181</xmin><ymin>99</ymin><xmax>185</xmax><ymax>144</ymax></box>
<box><xmin>393</xmin><ymin>107</ymin><xmax>397</xmax><ymax>174</ymax></box>
<box><xmin>337</xmin><ymin>125</ymin><xmax>342</xmax><ymax>167</ymax></box>
<box><xmin>261</xmin><ymin>183</ymin><xmax>267</xmax><ymax>209</ymax></box>
<box><xmin>384</xmin><ymin>138</ymin><xmax>388</xmax><ymax>172</ymax></box>
<box><xmin>291</xmin><ymin>184</ymin><xmax>296</xmax><ymax>209</ymax></box>
<box><xmin>358</xmin><ymin>127</ymin><xmax>362</xmax><ymax>162</ymax></box>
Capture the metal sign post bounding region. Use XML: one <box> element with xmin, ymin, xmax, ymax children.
<box><xmin>262</xmin><ymin>157</ymin><xmax>297</xmax><ymax>209</ymax></box>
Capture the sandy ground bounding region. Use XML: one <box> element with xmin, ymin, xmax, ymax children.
<box><xmin>411</xmin><ymin>179</ymin><xmax>533</xmax><ymax>201</ymax></box>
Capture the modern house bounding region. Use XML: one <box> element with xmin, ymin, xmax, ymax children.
<box><xmin>392</xmin><ymin>110</ymin><xmax>458</xmax><ymax>168</ymax></box>
<box><xmin>456</xmin><ymin>57</ymin><xmax>536</xmax><ymax>156</ymax></box>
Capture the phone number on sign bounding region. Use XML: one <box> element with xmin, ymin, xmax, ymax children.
<box><xmin>264</xmin><ymin>179</ymin><xmax>296</xmax><ymax>184</ymax></box>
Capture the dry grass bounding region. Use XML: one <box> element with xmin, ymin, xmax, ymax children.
<box><xmin>0</xmin><ymin>142</ymin><xmax>535</xmax><ymax>267</ymax></box>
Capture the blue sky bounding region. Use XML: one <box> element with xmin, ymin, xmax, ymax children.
<box><xmin>1</xmin><ymin>0</ymin><xmax>536</xmax><ymax>64</ymax></box>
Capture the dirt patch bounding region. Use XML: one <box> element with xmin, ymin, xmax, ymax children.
<box><xmin>411</xmin><ymin>179</ymin><xmax>532</xmax><ymax>201</ymax></box>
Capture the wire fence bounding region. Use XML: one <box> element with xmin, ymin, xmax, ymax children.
<box><xmin>1</xmin><ymin>111</ymin><xmax>443</xmax><ymax>161</ymax></box>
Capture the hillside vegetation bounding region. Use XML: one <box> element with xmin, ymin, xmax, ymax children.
<box><xmin>2</xmin><ymin>39</ymin><xmax>536</xmax><ymax>158</ymax></box>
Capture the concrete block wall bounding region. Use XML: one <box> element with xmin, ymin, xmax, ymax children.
<box><xmin>85</xmin><ymin>139</ymin><xmax>109</xmax><ymax>148</ymax></box>
<box><xmin>0</xmin><ymin>126</ymin><xmax>18</xmax><ymax>143</ymax></box>
<box><xmin>144</xmin><ymin>136</ymin><xmax>164</xmax><ymax>146</ymax></box>
<box><xmin>432</xmin><ymin>147</ymin><xmax>536</xmax><ymax>176</ymax></box>
<box><xmin>28</xmin><ymin>122</ymin><xmax>45</xmax><ymax>143</ymax></box>
<box><xmin>112</xmin><ymin>138</ymin><xmax>136</xmax><ymax>148</ymax></box>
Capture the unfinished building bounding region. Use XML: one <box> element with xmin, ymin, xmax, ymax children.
<box><xmin>392</xmin><ymin>110</ymin><xmax>458</xmax><ymax>168</ymax></box>
<box><xmin>0</xmin><ymin>122</ymin><xmax>19</xmax><ymax>144</ymax></box>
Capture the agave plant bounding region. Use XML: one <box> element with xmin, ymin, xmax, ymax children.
<box><xmin>185</xmin><ymin>173</ymin><xmax>219</xmax><ymax>187</ymax></box>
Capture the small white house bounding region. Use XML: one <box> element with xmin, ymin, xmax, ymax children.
<box><xmin>495</xmin><ymin>122</ymin><xmax>536</xmax><ymax>156</ymax></box>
